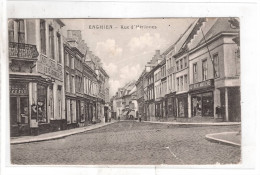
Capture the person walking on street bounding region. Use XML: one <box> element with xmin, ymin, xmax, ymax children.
<box><xmin>139</xmin><ymin>114</ymin><xmax>142</xmax><ymax>122</ymax></box>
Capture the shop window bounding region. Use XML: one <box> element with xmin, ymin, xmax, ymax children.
<box><xmin>191</xmin><ymin>92</ymin><xmax>213</xmax><ymax>117</ymax></box>
<box><xmin>37</xmin><ymin>84</ymin><xmax>47</xmax><ymax>123</ymax></box>
<box><xmin>213</xmin><ymin>53</ymin><xmax>220</xmax><ymax>78</ymax></box>
<box><xmin>48</xmin><ymin>85</ymin><xmax>54</xmax><ymax>120</ymax></box>
<box><xmin>80</xmin><ymin>101</ymin><xmax>85</xmax><ymax>122</ymax></box>
<box><xmin>8</xmin><ymin>20</ymin><xmax>14</xmax><ymax>42</ymax></box>
<box><xmin>192</xmin><ymin>95</ymin><xmax>202</xmax><ymax>117</ymax></box>
<box><xmin>202</xmin><ymin>59</ymin><xmax>208</xmax><ymax>81</ymax></box>
<box><xmin>49</xmin><ymin>25</ymin><xmax>55</xmax><ymax>59</ymax></box>
<box><xmin>202</xmin><ymin>92</ymin><xmax>213</xmax><ymax>116</ymax></box>
<box><xmin>40</xmin><ymin>19</ymin><xmax>46</xmax><ymax>54</ymax></box>
<box><xmin>66</xmin><ymin>99</ymin><xmax>71</xmax><ymax>124</ymax></box>
<box><xmin>178</xmin><ymin>98</ymin><xmax>185</xmax><ymax>118</ymax></box>
<box><xmin>57</xmin><ymin>85</ymin><xmax>62</xmax><ymax>119</ymax></box>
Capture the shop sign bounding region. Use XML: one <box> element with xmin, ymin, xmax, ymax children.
<box><xmin>189</xmin><ymin>79</ymin><xmax>214</xmax><ymax>91</ymax></box>
<box><xmin>9</xmin><ymin>42</ymin><xmax>39</xmax><ymax>59</ymax></box>
<box><xmin>10</xmin><ymin>83</ymin><xmax>28</xmax><ymax>95</ymax></box>
<box><xmin>37</xmin><ymin>54</ymin><xmax>63</xmax><ymax>81</ymax></box>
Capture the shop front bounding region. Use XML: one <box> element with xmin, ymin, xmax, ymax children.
<box><xmin>166</xmin><ymin>92</ymin><xmax>177</xmax><ymax>120</ymax></box>
<box><xmin>66</xmin><ymin>96</ymin><xmax>77</xmax><ymax>129</ymax></box>
<box><xmin>191</xmin><ymin>91</ymin><xmax>214</xmax><ymax>117</ymax></box>
<box><xmin>10</xmin><ymin>82</ymin><xmax>30</xmax><ymax>136</ymax></box>
<box><xmin>176</xmin><ymin>93</ymin><xmax>188</xmax><ymax>118</ymax></box>
<box><xmin>10</xmin><ymin>75</ymin><xmax>51</xmax><ymax>136</ymax></box>
<box><xmin>189</xmin><ymin>79</ymin><xmax>215</xmax><ymax>122</ymax></box>
<box><xmin>155</xmin><ymin>99</ymin><xmax>161</xmax><ymax>119</ymax></box>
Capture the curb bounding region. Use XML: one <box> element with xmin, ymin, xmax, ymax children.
<box><xmin>11</xmin><ymin>121</ymin><xmax>117</xmax><ymax>145</ymax></box>
<box><xmin>205</xmin><ymin>132</ymin><xmax>241</xmax><ymax>147</ymax></box>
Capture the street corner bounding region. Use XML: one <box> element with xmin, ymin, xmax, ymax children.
<box><xmin>205</xmin><ymin>131</ymin><xmax>241</xmax><ymax>147</ymax></box>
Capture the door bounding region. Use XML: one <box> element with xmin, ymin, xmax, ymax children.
<box><xmin>10</xmin><ymin>97</ymin><xmax>18</xmax><ymax>125</ymax></box>
<box><xmin>10</xmin><ymin>96</ymin><xmax>29</xmax><ymax>125</ymax></box>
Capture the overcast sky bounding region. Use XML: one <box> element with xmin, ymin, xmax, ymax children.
<box><xmin>62</xmin><ymin>18</ymin><xmax>196</xmax><ymax>97</ymax></box>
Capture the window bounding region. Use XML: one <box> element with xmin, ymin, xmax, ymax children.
<box><xmin>176</xmin><ymin>61</ymin><xmax>179</xmax><ymax>71</ymax></box>
<box><xmin>180</xmin><ymin>59</ymin><xmax>183</xmax><ymax>69</ymax></box>
<box><xmin>235</xmin><ymin>49</ymin><xmax>240</xmax><ymax>75</ymax></box>
<box><xmin>171</xmin><ymin>57</ymin><xmax>174</xmax><ymax>67</ymax></box>
<box><xmin>49</xmin><ymin>26</ymin><xmax>55</xmax><ymax>59</ymax></box>
<box><xmin>64</xmin><ymin>51</ymin><xmax>69</xmax><ymax>67</ymax></box>
<box><xmin>8</xmin><ymin>20</ymin><xmax>14</xmax><ymax>42</ymax></box>
<box><xmin>71</xmin><ymin>75</ymin><xmax>75</xmax><ymax>93</ymax></box>
<box><xmin>184</xmin><ymin>74</ymin><xmax>188</xmax><ymax>89</ymax></box>
<box><xmin>180</xmin><ymin>76</ymin><xmax>183</xmax><ymax>91</ymax></box>
<box><xmin>170</xmin><ymin>74</ymin><xmax>172</xmax><ymax>90</ymax></box>
<box><xmin>184</xmin><ymin>56</ymin><xmax>188</xmax><ymax>68</ymax></box>
<box><xmin>177</xmin><ymin>77</ymin><xmax>179</xmax><ymax>91</ymax></box>
<box><xmin>17</xmin><ymin>20</ymin><xmax>25</xmax><ymax>43</ymax></box>
<box><xmin>71</xmin><ymin>56</ymin><xmax>75</xmax><ymax>69</ymax></box>
<box><xmin>57</xmin><ymin>32</ymin><xmax>62</xmax><ymax>63</ymax></box>
<box><xmin>66</xmin><ymin>72</ymin><xmax>70</xmax><ymax>92</ymax></box>
<box><xmin>202</xmin><ymin>59</ymin><xmax>208</xmax><ymax>81</ymax></box>
<box><xmin>40</xmin><ymin>20</ymin><xmax>46</xmax><ymax>54</ymax></box>
<box><xmin>172</xmin><ymin>75</ymin><xmax>175</xmax><ymax>91</ymax></box>
<box><xmin>213</xmin><ymin>54</ymin><xmax>220</xmax><ymax>78</ymax></box>
<box><xmin>193</xmin><ymin>63</ymin><xmax>198</xmax><ymax>83</ymax></box>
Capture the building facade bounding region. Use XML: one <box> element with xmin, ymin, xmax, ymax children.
<box><xmin>9</xmin><ymin>19</ymin><xmax>66</xmax><ymax>136</ymax></box>
<box><xmin>188</xmin><ymin>18</ymin><xmax>240</xmax><ymax>122</ymax></box>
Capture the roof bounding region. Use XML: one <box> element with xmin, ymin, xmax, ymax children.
<box><xmin>189</xmin><ymin>18</ymin><xmax>239</xmax><ymax>50</ymax></box>
<box><xmin>161</xmin><ymin>18</ymin><xmax>197</xmax><ymax>56</ymax></box>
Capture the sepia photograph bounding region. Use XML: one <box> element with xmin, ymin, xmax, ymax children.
<box><xmin>8</xmin><ymin>17</ymin><xmax>241</xmax><ymax>165</ymax></box>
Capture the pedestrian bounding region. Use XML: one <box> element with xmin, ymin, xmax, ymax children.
<box><xmin>139</xmin><ymin>114</ymin><xmax>142</xmax><ymax>122</ymax></box>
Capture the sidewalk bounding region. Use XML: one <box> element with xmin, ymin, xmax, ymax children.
<box><xmin>141</xmin><ymin>120</ymin><xmax>241</xmax><ymax>126</ymax></box>
<box><xmin>205</xmin><ymin>132</ymin><xmax>241</xmax><ymax>147</ymax></box>
<box><xmin>11</xmin><ymin>120</ymin><xmax>117</xmax><ymax>145</ymax></box>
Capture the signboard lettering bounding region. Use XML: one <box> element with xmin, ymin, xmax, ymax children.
<box><xmin>189</xmin><ymin>79</ymin><xmax>214</xmax><ymax>91</ymax></box>
<box><xmin>37</xmin><ymin>55</ymin><xmax>63</xmax><ymax>81</ymax></box>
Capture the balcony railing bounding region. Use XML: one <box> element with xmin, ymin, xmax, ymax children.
<box><xmin>9</xmin><ymin>42</ymin><xmax>39</xmax><ymax>59</ymax></box>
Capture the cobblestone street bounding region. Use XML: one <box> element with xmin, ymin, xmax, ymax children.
<box><xmin>11</xmin><ymin>121</ymin><xmax>241</xmax><ymax>165</ymax></box>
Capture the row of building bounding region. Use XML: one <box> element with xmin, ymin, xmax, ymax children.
<box><xmin>9</xmin><ymin>19</ymin><xmax>110</xmax><ymax>136</ymax></box>
<box><xmin>112</xmin><ymin>18</ymin><xmax>240</xmax><ymax>123</ymax></box>
<box><xmin>111</xmin><ymin>81</ymin><xmax>138</xmax><ymax>120</ymax></box>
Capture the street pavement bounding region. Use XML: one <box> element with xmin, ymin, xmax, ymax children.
<box><xmin>11</xmin><ymin>120</ymin><xmax>117</xmax><ymax>144</ymax></box>
<box><xmin>11</xmin><ymin>121</ymin><xmax>241</xmax><ymax>165</ymax></box>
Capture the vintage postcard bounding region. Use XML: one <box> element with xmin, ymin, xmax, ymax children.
<box><xmin>1</xmin><ymin>1</ymin><xmax>259</xmax><ymax>175</ymax></box>
<box><xmin>8</xmin><ymin>17</ymin><xmax>241</xmax><ymax>165</ymax></box>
